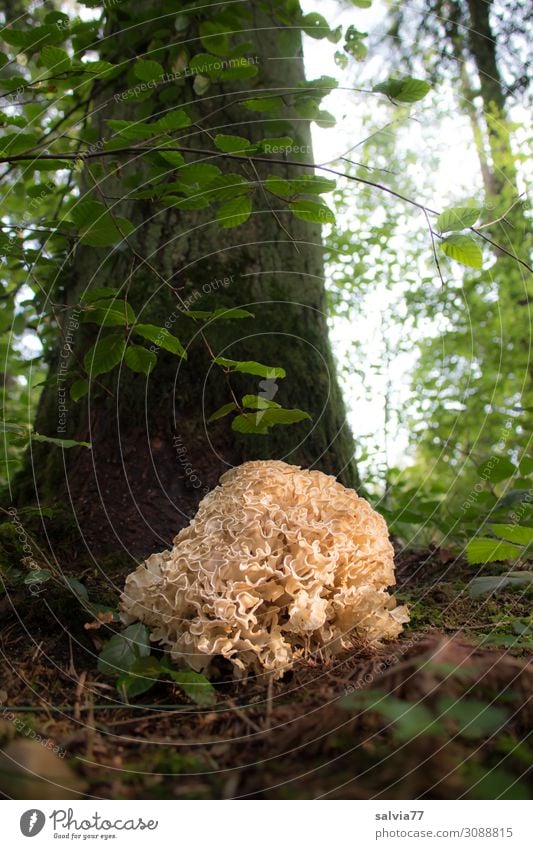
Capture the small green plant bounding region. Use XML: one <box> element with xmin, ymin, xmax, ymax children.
<box><xmin>97</xmin><ymin>624</ymin><xmax>216</xmax><ymax>705</ymax></box>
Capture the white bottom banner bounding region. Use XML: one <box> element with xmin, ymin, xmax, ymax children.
<box><xmin>1</xmin><ymin>799</ymin><xmax>530</xmax><ymax>848</ymax></box>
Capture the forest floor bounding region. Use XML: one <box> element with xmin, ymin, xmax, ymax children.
<box><xmin>0</xmin><ymin>540</ymin><xmax>531</xmax><ymax>800</ymax></box>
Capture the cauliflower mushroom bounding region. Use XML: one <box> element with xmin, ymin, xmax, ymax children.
<box><xmin>120</xmin><ymin>460</ymin><xmax>408</xmax><ymax>679</ymax></box>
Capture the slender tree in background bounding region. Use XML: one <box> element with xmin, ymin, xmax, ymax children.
<box><xmin>380</xmin><ymin>0</ymin><xmax>531</xmax><ymax>488</ymax></box>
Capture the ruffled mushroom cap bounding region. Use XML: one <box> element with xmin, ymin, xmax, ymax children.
<box><xmin>120</xmin><ymin>460</ymin><xmax>408</xmax><ymax>679</ymax></box>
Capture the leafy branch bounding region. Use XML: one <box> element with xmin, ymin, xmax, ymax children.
<box><xmin>2</xmin><ymin>143</ymin><xmax>530</xmax><ymax>273</ymax></box>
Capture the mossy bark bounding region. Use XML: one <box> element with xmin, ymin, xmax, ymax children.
<box><xmin>17</xmin><ymin>3</ymin><xmax>358</xmax><ymax>556</ymax></box>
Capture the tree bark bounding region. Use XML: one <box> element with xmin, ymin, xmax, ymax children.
<box><xmin>465</xmin><ymin>0</ymin><xmax>520</xmax><ymax>203</ymax></box>
<box><xmin>18</xmin><ymin>3</ymin><xmax>358</xmax><ymax>557</ymax></box>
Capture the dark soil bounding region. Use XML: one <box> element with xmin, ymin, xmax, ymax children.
<box><xmin>0</xmin><ymin>546</ymin><xmax>531</xmax><ymax>800</ymax></box>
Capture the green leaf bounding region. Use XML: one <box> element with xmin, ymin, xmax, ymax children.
<box><xmin>207</xmin><ymin>401</ymin><xmax>238</xmax><ymax>422</ymax></box>
<box><xmin>0</xmin><ymin>133</ymin><xmax>38</xmax><ymax>156</ymax></box>
<box><xmin>264</xmin><ymin>177</ymin><xmax>292</xmax><ymax>197</ymax></box>
<box><xmin>33</xmin><ymin>373</ymin><xmax>78</xmax><ymax>390</ymax></box>
<box><xmin>0</xmin><ymin>75</ymin><xmax>26</xmax><ymax>94</ymax></box>
<box><xmin>258</xmin><ymin>136</ymin><xmax>294</xmax><ymax>153</ymax></box>
<box><xmin>26</xmin><ymin>184</ymin><xmax>54</xmax><ymax>200</ymax></box>
<box><xmin>64</xmin><ymin>576</ymin><xmax>88</xmax><ymax>600</ymax></box>
<box><xmin>479</xmin><ymin>457</ymin><xmax>516</xmax><ymax>483</ymax></box>
<box><xmin>24</xmin><ymin>569</ymin><xmax>52</xmax><ymax>586</ymax></box>
<box><xmin>82</xmin><ymin>299</ymin><xmax>136</xmax><ymax>327</ymax></box>
<box><xmin>466</xmin><ymin>538</ymin><xmax>524</xmax><ymax>565</ymax></box>
<box><xmin>242</xmin><ymin>96</ymin><xmax>284</xmax><ymax>113</ymax></box>
<box><xmin>217</xmin><ymin>195</ymin><xmax>252</xmax><ymax>228</ymax></box>
<box><xmin>220</xmin><ymin>61</ymin><xmax>258</xmax><ymax>81</ymax></box>
<box><xmin>106</xmin><ymin>119</ymin><xmax>159</xmax><ymax>142</ymax></box>
<box><xmin>158</xmin><ymin>150</ymin><xmax>185</xmax><ymax>168</ymax></box>
<box><xmin>84</xmin><ymin>333</ymin><xmax>127</xmax><ymax>377</ymax></box>
<box><xmin>32</xmin><ymin>433</ymin><xmax>91</xmax><ymax>449</ymax></box>
<box><xmin>494</xmin><ymin>489</ymin><xmax>532</xmax><ymax>511</ymax></box>
<box><xmin>437</xmin><ymin>206</ymin><xmax>481</xmax><ymax>232</ymax></box>
<box><xmin>232</xmin><ymin>407</ymin><xmax>310</xmax><ymax>434</ymax></box>
<box><xmin>231</xmin><ymin>414</ymin><xmax>269</xmax><ymax>435</ymax></box>
<box><xmin>490</xmin><ymin>524</ymin><xmax>533</xmax><ymax>546</ymax></box>
<box><xmin>204</xmin><ymin>173</ymin><xmax>251</xmax><ymax>200</ymax></box>
<box><xmin>350</xmin><ymin>0</ymin><xmax>372</xmax><ymax>7</ymax></box>
<box><xmin>437</xmin><ymin>696</ymin><xmax>509</xmax><ymax>739</ymax></box>
<box><xmin>133</xmin><ymin>324</ymin><xmax>186</xmax><ymax>358</ymax></box>
<box><xmin>512</xmin><ymin>620</ymin><xmax>533</xmax><ymax>636</ymax></box>
<box><xmin>257</xmin><ymin>407</ymin><xmax>311</xmax><ymax>426</ymax></box>
<box><xmin>199</xmin><ymin>21</ymin><xmax>230</xmax><ymax>57</ymax></box>
<box><xmin>41</xmin><ymin>45</ymin><xmax>70</xmax><ymax>73</ymax></box>
<box><xmin>80</xmin><ymin>287</ymin><xmax>120</xmax><ymax>303</ymax></box>
<box><xmin>70</xmin><ymin>379</ymin><xmax>90</xmax><ymax>401</ymax></box>
<box><xmin>81</xmin><ymin>59</ymin><xmax>118</xmax><ymax>81</ymax></box>
<box><xmin>133</xmin><ymin>59</ymin><xmax>164</xmax><ymax>81</ymax></box>
<box><xmin>242</xmin><ymin>395</ymin><xmax>281</xmax><ymax>410</ymax></box>
<box><xmin>162</xmin><ymin>195</ymin><xmax>210</xmax><ymax>211</ymax></box>
<box><xmin>290</xmin><ymin>199</ymin><xmax>335</xmax><ymax>224</ymax></box>
<box><xmin>341</xmin><ymin>691</ymin><xmax>439</xmax><ymax>743</ymax></box>
<box><xmin>344</xmin><ymin>27</ymin><xmax>369</xmax><ymax>60</ymax></box>
<box><xmin>97</xmin><ymin>622</ymin><xmax>151</xmax><ymax>676</ymax></box>
<box><xmin>214</xmin><ymin>357</ymin><xmax>285</xmax><ymax>378</ymax></box>
<box><xmin>209</xmin><ymin>307</ymin><xmax>253</xmax><ymax>320</ymax></box>
<box><xmin>441</xmin><ymin>234</ymin><xmax>483</xmax><ymax>269</ymax></box>
<box><xmin>468</xmin><ymin>572</ymin><xmax>533</xmax><ymax>597</ymax></box>
<box><xmin>315</xmin><ymin>110</ymin><xmax>336</xmax><ymax>128</ymax></box>
<box><xmin>117</xmin><ymin>656</ymin><xmax>161</xmax><ymax>699</ymax></box>
<box><xmin>519</xmin><ymin>456</ymin><xmax>533</xmax><ymax>476</ymax></box>
<box><xmin>168</xmin><ymin>669</ymin><xmax>216</xmax><ymax>705</ymax></box>
<box><xmin>374</xmin><ymin>76</ymin><xmax>431</xmax><ymax>103</ymax></box>
<box><xmin>189</xmin><ymin>53</ymin><xmax>224</xmax><ymax>80</ymax></box>
<box><xmin>290</xmin><ymin>175</ymin><xmax>336</xmax><ymax>194</ymax></box>
<box><xmin>26</xmin><ymin>159</ymin><xmax>73</xmax><ymax>171</ymax></box>
<box><xmin>183</xmin><ymin>308</ymin><xmax>253</xmax><ymax>321</ymax></box>
<box><xmin>214</xmin><ymin>133</ymin><xmax>252</xmax><ymax>154</ymax></box>
<box><xmin>155</xmin><ymin>110</ymin><xmax>191</xmax><ymax>131</ymax></box>
<box><xmin>1</xmin><ymin>25</ymin><xmax>60</xmax><ymax>52</ymax></box>
<box><xmin>178</xmin><ymin>163</ymin><xmax>221</xmax><ymax>185</ymax></box>
<box><xmin>71</xmin><ymin>200</ymin><xmax>133</xmax><ymax>247</ymax></box>
<box><xmin>124</xmin><ymin>345</ymin><xmax>157</xmax><ymax>375</ymax></box>
<box><xmin>0</xmin><ymin>110</ymin><xmax>27</xmax><ymax>129</ymax></box>
<box><xmin>395</xmin><ymin>77</ymin><xmax>431</xmax><ymax>102</ymax></box>
<box><xmin>301</xmin><ymin>12</ymin><xmax>332</xmax><ymax>40</ymax></box>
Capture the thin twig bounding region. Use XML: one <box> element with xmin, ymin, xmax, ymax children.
<box><xmin>2</xmin><ymin>147</ymin><xmax>530</xmax><ymax>273</ymax></box>
<box><xmin>247</xmin><ymin>157</ymin><xmax>300</xmax><ymax>252</ymax></box>
<box><xmin>423</xmin><ymin>208</ymin><xmax>446</xmax><ymax>287</ymax></box>
<box><xmin>471</xmin><ymin>226</ymin><xmax>530</xmax><ymax>270</ymax></box>
<box><xmin>475</xmin><ymin>194</ymin><xmax>525</xmax><ymax>229</ymax></box>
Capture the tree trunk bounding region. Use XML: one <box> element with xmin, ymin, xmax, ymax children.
<box><xmin>463</xmin><ymin>0</ymin><xmax>531</xmax><ymax>388</ymax></box>
<box><xmin>447</xmin><ymin>3</ymin><xmax>495</xmax><ymax>197</ymax></box>
<box><xmin>465</xmin><ymin>0</ymin><xmax>519</xmax><ymax>202</ymax></box>
<box><xmin>18</xmin><ymin>3</ymin><xmax>358</xmax><ymax>557</ymax></box>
